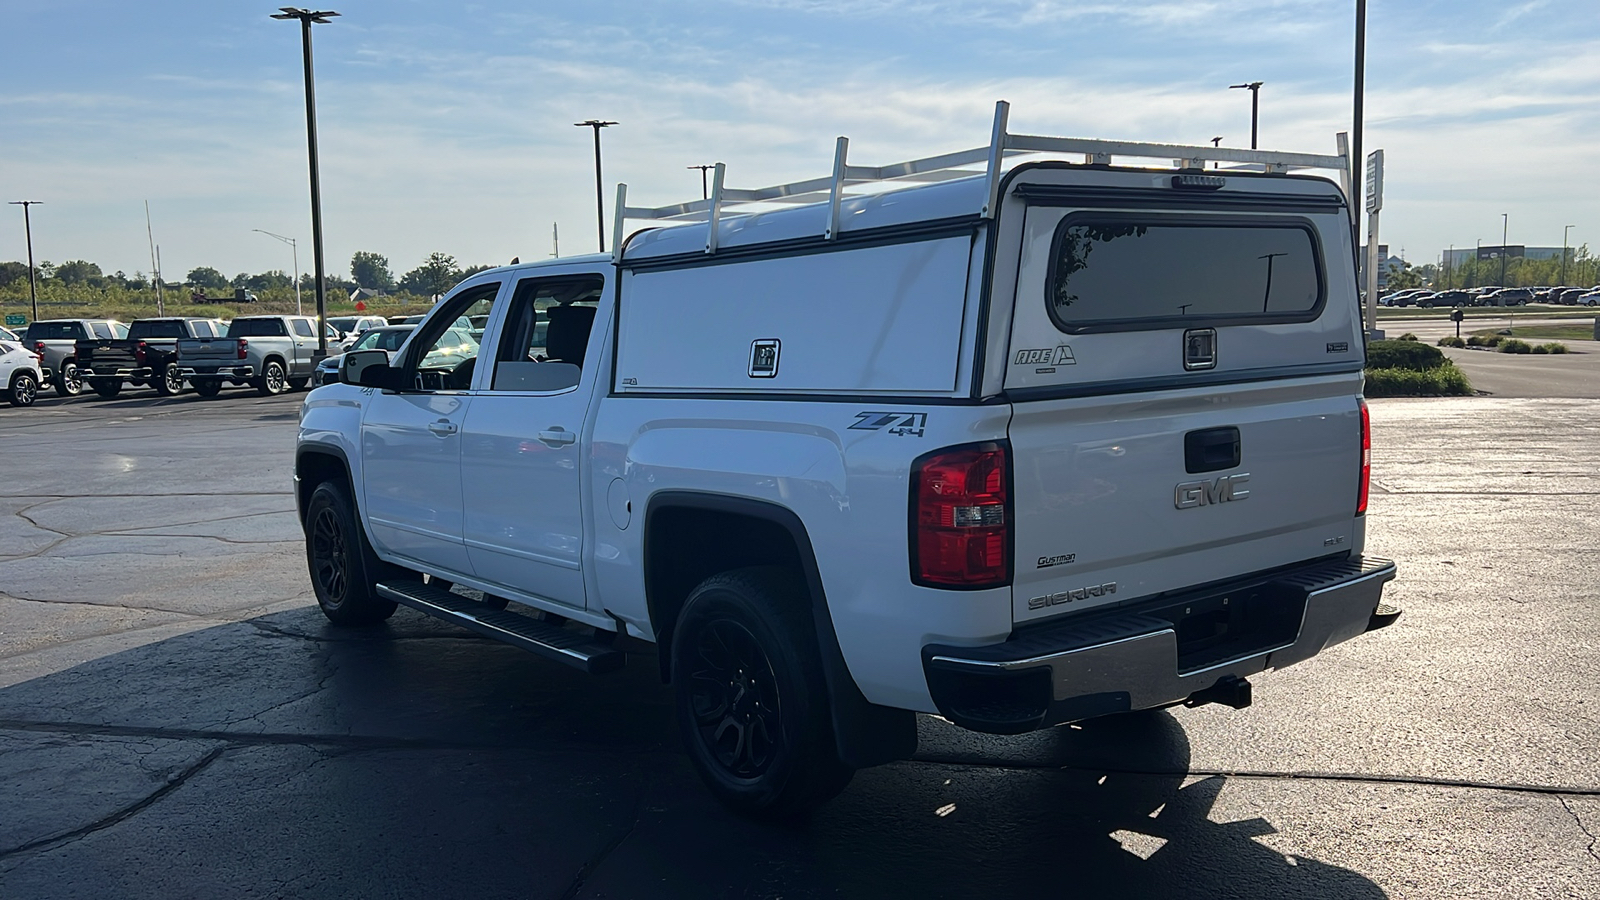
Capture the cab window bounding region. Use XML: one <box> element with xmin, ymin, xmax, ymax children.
<box><xmin>292</xmin><ymin>319</ymin><xmax>315</xmax><ymax>338</ymax></box>
<box><xmin>489</xmin><ymin>276</ymin><xmax>602</xmax><ymax>393</ymax></box>
<box><xmin>404</xmin><ymin>283</ymin><xmax>499</xmax><ymax>391</ymax></box>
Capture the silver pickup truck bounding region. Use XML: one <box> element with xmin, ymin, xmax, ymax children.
<box><xmin>177</xmin><ymin>315</ymin><xmax>330</xmax><ymax>397</ymax></box>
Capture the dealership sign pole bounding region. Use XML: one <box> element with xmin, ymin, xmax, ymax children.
<box><xmin>1364</xmin><ymin>149</ymin><xmax>1383</xmax><ymax>339</ymax></box>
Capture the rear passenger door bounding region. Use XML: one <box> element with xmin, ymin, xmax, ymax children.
<box><xmin>289</xmin><ymin>318</ymin><xmax>316</xmax><ymax>374</ymax></box>
<box><xmin>458</xmin><ymin>274</ymin><xmax>604</xmax><ymax>610</ymax></box>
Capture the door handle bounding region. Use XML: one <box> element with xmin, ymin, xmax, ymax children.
<box><xmin>537</xmin><ymin>429</ymin><xmax>576</xmax><ymax>447</ymax></box>
<box><xmin>428</xmin><ymin>421</ymin><xmax>458</xmax><ymax>436</ymax></box>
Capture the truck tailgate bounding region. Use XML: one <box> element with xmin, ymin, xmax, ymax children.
<box><xmin>178</xmin><ymin>337</ymin><xmax>238</xmax><ymax>363</ymax></box>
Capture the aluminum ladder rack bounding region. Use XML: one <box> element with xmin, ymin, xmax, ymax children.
<box><xmin>612</xmin><ymin>99</ymin><xmax>1353</xmax><ymax>261</ymax></box>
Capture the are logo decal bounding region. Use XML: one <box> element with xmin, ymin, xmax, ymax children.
<box><xmin>1174</xmin><ymin>473</ymin><xmax>1251</xmax><ymax>509</ymax></box>
<box><xmin>849</xmin><ymin>412</ymin><xmax>927</xmax><ymax>437</ymax></box>
<box><xmin>1013</xmin><ymin>346</ymin><xmax>1077</xmax><ymax>367</ymax></box>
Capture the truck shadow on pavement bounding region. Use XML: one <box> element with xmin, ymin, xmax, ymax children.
<box><xmin>0</xmin><ymin>604</ymin><xmax>1387</xmax><ymax>899</ymax></box>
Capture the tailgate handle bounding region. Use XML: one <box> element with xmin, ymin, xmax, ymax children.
<box><xmin>1185</xmin><ymin>427</ymin><xmax>1240</xmax><ymax>474</ymax></box>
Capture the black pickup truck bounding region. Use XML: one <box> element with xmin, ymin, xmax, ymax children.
<box><xmin>77</xmin><ymin>317</ymin><xmax>226</xmax><ymax>398</ymax></box>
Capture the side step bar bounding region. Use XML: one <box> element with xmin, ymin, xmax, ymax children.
<box><xmin>375</xmin><ymin>580</ymin><xmax>625</xmax><ymax>675</ymax></box>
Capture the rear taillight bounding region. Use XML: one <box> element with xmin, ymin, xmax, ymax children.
<box><xmin>1357</xmin><ymin>397</ymin><xmax>1371</xmax><ymax>515</ymax></box>
<box><xmin>237</xmin><ymin>338</ymin><xmax>248</xmax><ymax>360</ymax></box>
<box><xmin>34</xmin><ymin>341</ymin><xmax>46</xmax><ymax>357</ymax></box>
<box><xmin>911</xmin><ymin>442</ymin><xmax>1011</xmax><ymax>588</ymax></box>
<box><xmin>135</xmin><ymin>340</ymin><xmax>147</xmax><ymax>365</ymax></box>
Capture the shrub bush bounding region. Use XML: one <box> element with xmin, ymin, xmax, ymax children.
<box><xmin>1466</xmin><ymin>334</ymin><xmax>1488</xmax><ymax>346</ymax></box>
<box><xmin>1364</xmin><ymin>363</ymin><xmax>1473</xmax><ymax>397</ymax></box>
<box><xmin>1498</xmin><ymin>338</ymin><xmax>1532</xmax><ymax>354</ymax></box>
<box><xmin>1366</xmin><ymin>339</ymin><xmax>1447</xmax><ymax>371</ymax></box>
<box><xmin>1397</xmin><ymin>332</ymin><xmax>1419</xmax><ymax>341</ymax></box>
<box><xmin>1540</xmin><ymin>342</ymin><xmax>1569</xmax><ymax>354</ymax></box>
<box><xmin>1437</xmin><ymin>336</ymin><xmax>1466</xmax><ymax>348</ymax></box>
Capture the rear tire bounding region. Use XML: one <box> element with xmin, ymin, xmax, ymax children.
<box><xmin>55</xmin><ymin>361</ymin><xmax>82</xmax><ymax>397</ymax></box>
<box><xmin>8</xmin><ymin>371</ymin><xmax>38</xmax><ymax>407</ymax></box>
<box><xmin>255</xmin><ymin>360</ymin><xmax>287</xmax><ymax>396</ymax></box>
<box><xmin>193</xmin><ymin>379</ymin><xmax>222</xmax><ymax>398</ymax></box>
<box><xmin>305</xmin><ymin>480</ymin><xmax>398</xmax><ymax>626</ymax></box>
<box><xmin>154</xmin><ymin>365</ymin><xmax>183</xmax><ymax>396</ymax></box>
<box><xmin>91</xmin><ymin>379</ymin><xmax>122</xmax><ymax>400</ymax></box>
<box><xmin>672</xmin><ymin>567</ymin><xmax>854</xmax><ymax>819</ymax></box>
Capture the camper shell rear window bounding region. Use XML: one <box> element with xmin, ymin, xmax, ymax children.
<box><xmin>1046</xmin><ymin>214</ymin><xmax>1325</xmax><ymax>333</ymax></box>
<box><xmin>227</xmin><ymin>318</ymin><xmax>288</xmax><ymax>338</ymax></box>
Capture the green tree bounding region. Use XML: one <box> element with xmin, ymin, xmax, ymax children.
<box><xmin>0</xmin><ymin>261</ymin><xmax>30</xmax><ymax>288</ymax></box>
<box><xmin>350</xmin><ymin>251</ymin><xmax>394</xmax><ymax>291</ymax></box>
<box><xmin>54</xmin><ymin>260</ymin><xmax>103</xmax><ymax>286</ymax></box>
<box><xmin>400</xmin><ymin>252</ymin><xmax>460</xmax><ymax>297</ymax></box>
<box><xmin>186</xmin><ymin>266</ymin><xmax>229</xmax><ymax>290</ymax></box>
<box><xmin>245</xmin><ymin>270</ymin><xmax>293</xmax><ymax>291</ymax></box>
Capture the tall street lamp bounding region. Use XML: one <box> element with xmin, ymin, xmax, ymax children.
<box><xmin>1563</xmin><ymin>224</ymin><xmax>1575</xmax><ymax>285</ymax></box>
<box><xmin>575</xmin><ymin>120</ymin><xmax>617</xmax><ymax>253</ymax></box>
<box><xmin>271</xmin><ymin>7</ymin><xmax>338</xmax><ymax>358</ymax></box>
<box><xmin>1500</xmin><ymin>213</ymin><xmax>1509</xmax><ymax>288</ymax></box>
<box><xmin>688</xmin><ymin>164</ymin><xmax>715</xmax><ymax>200</ymax></box>
<box><xmin>253</xmin><ymin>229</ymin><xmax>302</xmax><ymax>314</ymax></box>
<box><xmin>7</xmin><ymin>200</ymin><xmax>41</xmax><ymax>322</ymax></box>
<box><xmin>1353</xmin><ymin>0</ymin><xmax>1367</xmax><ymax>252</ymax></box>
<box><xmin>1228</xmin><ymin>81</ymin><xmax>1263</xmax><ymax>149</ymax></box>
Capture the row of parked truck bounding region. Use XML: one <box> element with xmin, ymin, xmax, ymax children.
<box><xmin>0</xmin><ymin>315</ymin><xmax>357</xmax><ymax>406</ymax></box>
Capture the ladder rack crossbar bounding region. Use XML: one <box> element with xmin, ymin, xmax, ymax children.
<box><xmin>614</xmin><ymin>101</ymin><xmax>1354</xmax><ymax>250</ymax></box>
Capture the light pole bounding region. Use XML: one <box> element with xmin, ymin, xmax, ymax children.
<box><xmin>1474</xmin><ymin>239</ymin><xmax>1481</xmax><ymax>289</ymax></box>
<box><xmin>271</xmin><ymin>7</ymin><xmax>338</xmax><ymax>358</ymax></box>
<box><xmin>688</xmin><ymin>164</ymin><xmax>715</xmax><ymax>200</ymax></box>
<box><xmin>1228</xmin><ymin>81</ymin><xmax>1263</xmax><ymax>149</ymax></box>
<box><xmin>1500</xmin><ymin>213</ymin><xmax>1509</xmax><ymax>288</ymax></box>
<box><xmin>8</xmin><ymin>201</ymin><xmax>40</xmax><ymax>322</ymax></box>
<box><xmin>1353</xmin><ymin>0</ymin><xmax>1367</xmax><ymax>250</ymax></box>
<box><xmin>575</xmin><ymin>119</ymin><xmax>617</xmax><ymax>252</ymax></box>
<box><xmin>1447</xmin><ymin>244</ymin><xmax>1453</xmax><ymax>290</ymax></box>
<box><xmin>253</xmin><ymin>229</ymin><xmax>302</xmax><ymax>314</ymax></box>
<box><xmin>1563</xmin><ymin>224</ymin><xmax>1575</xmax><ymax>285</ymax></box>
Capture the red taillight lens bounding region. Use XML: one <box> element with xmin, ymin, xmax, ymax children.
<box><xmin>237</xmin><ymin>338</ymin><xmax>248</xmax><ymax>360</ymax></box>
<box><xmin>34</xmin><ymin>341</ymin><xmax>46</xmax><ymax>357</ymax></box>
<box><xmin>1357</xmin><ymin>397</ymin><xmax>1371</xmax><ymax>515</ymax></box>
<box><xmin>135</xmin><ymin>340</ymin><xmax>147</xmax><ymax>365</ymax></box>
<box><xmin>911</xmin><ymin>442</ymin><xmax>1011</xmax><ymax>588</ymax></box>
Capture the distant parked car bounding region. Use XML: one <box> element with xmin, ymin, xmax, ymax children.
<box><xmin>327</xmin><ymin>315</ymin><xmax>388</xmax><ymax>348</ymax></box>
<box><xmin>23</xmin><ymin>318</ymin><xmax>128</xmax><ymax>396</ymax></box>
<box><xmin>1481</xmin><ymin>288</ymin><xmax>1532</xmax><ymax>306</ymax></box>
<box><xmin>1422</xmin><ymin>290</ymin><xmax>1472</xmax><ymax>308</ymax></box>
<box><xmin>0</xmin><ymin>325</ymin><xmax>18</xmax><ymax>343</ymax></box>
<box><xmin>1556</xmin><ymin>287</ymin><xmax>1589</xmax><ymax>305</ymax></box>
<box><xmin>315</xmin><ymin>325</ymin><xmax>415</xmax><ymax>385</ymax></box>
<box><xmin>1578</xmin><ymin>290</ymin><xmax>1600</xmax><ymax>307</ymax></box>
<box><xmin>1</xmin><ymin>338</ymin><xmax>44</xmax><ymax>407</ymax></box>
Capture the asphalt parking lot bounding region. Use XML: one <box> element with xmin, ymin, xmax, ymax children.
<box><xmin>1</xmin><ymin>389</ymin><xmax>1597</xmax><ymax>899</ymax></box>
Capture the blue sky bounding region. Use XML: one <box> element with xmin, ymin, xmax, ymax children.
<box><xmin>2</xmin><ymin>0</ymin><xmax>1596</xmax><ymax>281</ymax></box>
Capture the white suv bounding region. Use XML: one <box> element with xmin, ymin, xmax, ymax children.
<box><xmin>1</xmin><ymin>338</ymin><xmax>44</xmax><ymax>406</ymax></box>
<box><xmin>297</xmin><ymin>104</ymin><xmax>1398</xmax><ymax>817</ymax></box>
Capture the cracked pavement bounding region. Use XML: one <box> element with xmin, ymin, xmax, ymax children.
<box><xmin>1</xmin><ymin>391</ymin><xmax>1597</xmax><ymax>898</ymax></box>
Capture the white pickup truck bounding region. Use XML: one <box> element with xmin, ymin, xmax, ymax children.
<box><xmin>297</xmin><ymin>104</ymin><xmax>1398</xmax><ymax>817</ymax></box>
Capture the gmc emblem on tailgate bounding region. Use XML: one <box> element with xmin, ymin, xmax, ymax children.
<box><xmin>1175</xmin><ymin>473</ymin><xmax>1251</xmax><ymax>509</ymax></box>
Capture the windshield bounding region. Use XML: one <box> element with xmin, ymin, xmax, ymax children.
<box><xmin>353</xmin><ymin>328</ymin><xmax>412</xmax><ymax>352</ymax></box>
<box><xmin>1048</xmin><ymin>215</ymin><xmax>1323</xmax><ymax>329</ymax></box>
<box><xmin>327</xmin><ymin>317</ymin><xmax>359</xmax><ymax>332</ymax></box>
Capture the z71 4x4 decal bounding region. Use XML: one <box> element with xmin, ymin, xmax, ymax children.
<box><xmin>849</xmin><ymin>412</ymin><xmax>927</xmax><ymax>437</ymax></box>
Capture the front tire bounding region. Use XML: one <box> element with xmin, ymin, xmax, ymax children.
<box><xmin>91</xmin><ymin>379</ymin><xmax>122</xmax><ymax>400</ymax></box>
<box><xmin>672</xmin><ymin>567</ymin><xmax>853</xmax><ymax>818</ymax></box>
<box><xmin>305</xmin><ymin>480</ymin><xmax>398</xmax><ymax>626</ymax></box>
<box><xmin>55</xmin><ymin>361</ymin><xmax>82</xmax><ymax>397</ymax></box>
<box><xmin>8</xmin><ymin>371</ymin><xmax>38</xmax><ymax>407</ymax></box>
<box><xmin>255</xmin><ymin>360</ymin><xmax>287</xmax><ymax>396</ymax></box>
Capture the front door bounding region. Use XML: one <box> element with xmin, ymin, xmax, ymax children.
<box><xmin>459</xmin><ymin>274</ymin><xmax>604</xmax><ymax>609</ymax></box>
<box><xmin>360</xmin><ymin>281</ymin><xmax>503</xmax><ymax>578</ymax></box>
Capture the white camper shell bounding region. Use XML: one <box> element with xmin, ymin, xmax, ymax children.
<box><xmin>297</xmin><ymin>101</ymin><xmax>1397</xmax><ymax>817</ymax></box>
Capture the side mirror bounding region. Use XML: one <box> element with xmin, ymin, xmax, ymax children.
<box><xmin>342</xmin><ymin>350</ymin><xmax>400</xmax><ymax>389</ymax></box>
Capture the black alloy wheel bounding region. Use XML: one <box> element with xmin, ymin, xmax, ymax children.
<box><xmin>55</xmin><ymin>361</ymin><xmax>82</xmax><ymax>397</ymax></box>
<box><xmin>156</xmin><ymin>365</ymin><xmax>183</xmax><ymax>396</ymax></box>
<box><xmin>672</xmin><ymin>567</ymin><xmax>853</xmax><ymax>818</ymax></box>
<box><xmin>257</xmin><ymin>360</ymin><xmax>287</xmax><ymax>396</ymax></box>
<box><xmin>193</xmin><ymin>379</ymin><xmax>222</xmax><ymax>398</ymax></box>
<box><xmin>689</xmin><ymin>617</ymin><xmax>783</xmax><ymax>780</ymax></box>
<box><xmin>8</xmin><ymin>371</ymin><xmax>37</xmax><ymax>407</ymax></box>
<box><xmin>304</xmin><ymin>480</ymin><xmax>397</xmax><ymax>626</ymax></box>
